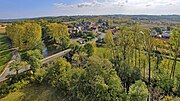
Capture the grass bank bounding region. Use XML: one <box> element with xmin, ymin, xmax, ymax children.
<box><xmin>0</xmin><ymin>34</ymin><xmax>12</xmax><ymax>74</ymax></box>
<box><xmin>0</xmin><ymin>84</ymin><xmax>58</xmax><ymax>101</ymax></box>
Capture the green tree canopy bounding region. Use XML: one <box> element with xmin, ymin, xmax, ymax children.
<box><xmin>6</xmin><ymin>23</ymin><xmax>42</xmax><ymax>51</ymax></box>
<box><xmin>23</xmin><ymin>49</ymin><xmax>44</xmax><ymax>70</ymax></box>
<box><xmin>76</xmin><ymin>56</ymin><xmax>124</xmax><ymax>101</ymax></box>
<box><xmin>128</xmin><ymin>80</ymin><xmax>149</xmax><ymax>101</ymax></box>
<box><xmin>83</xmin><ymin>42</ymin><xmax>95</xmax><ymax>56</ymax></box>
<box><xmin>45</xmin><ymin>23</ymin><xmax>70</xmax><ymax>49</ymax></box>
<box><xmin>169</xmin><ymin>29</ymin><xmax>180</xmax><ymax>78</ymax></box>
<box><xmin>104</xmin><ymin>29</ymin><xmax>114</xmax><ymax>48</ymax></box>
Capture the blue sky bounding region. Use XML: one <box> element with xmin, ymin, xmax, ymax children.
<box><xmin>0</xmin><ymin>0</ymin><xmax>180</xmax><ymax>19</ymax></box>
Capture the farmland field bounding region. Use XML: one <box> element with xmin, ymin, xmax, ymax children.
<box><xmin>0</xmin><ymin>27</ymin><xmax>5</xmax><ymax>34</ymax></box>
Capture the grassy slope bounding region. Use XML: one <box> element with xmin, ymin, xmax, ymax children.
<box><xmin>0</xmin><ymin>29</ymin><xmax>12</xmax><ymax>74</ymax></box>
<box><xmin>0</xmin><ymin>84</ymin><xmax>59</xmax><ymax>101</ymax></box>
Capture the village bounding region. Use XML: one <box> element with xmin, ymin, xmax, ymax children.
<box><xmin>67</xmin><ymin>19</ymin><xmax>172</xmax><ymax>45</ymax></box>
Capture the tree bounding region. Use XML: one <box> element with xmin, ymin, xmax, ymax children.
<box><xmin>142</xmin><ymin>29</ymin><xmax>155</xmax><ymax>85</ymax></box>
<box><xmin>33</xmin><ymin>67</ymin><xmax>47</xmax><ymax>83</ymax></box>
<box><xmin>6</xmin><ymin>23</ymin><xmax>42</xmax><ymax>51</ymax></box>
<box><xmin>46</xmin><ymin>58</ymin><xmax>71</xmax><ymax>89</ymax></box>
<box><xmin>83</xmin><ymin>42</ymin><xmax>95</xmax><ymax>56</ymax></box>
<box><xmin>45</xmin><ymin>23</ymin><xmax>70</xmax><ymax>50</ymax></box>
<box><xmin>132</xmin><ymin>25</ymin><xmax>141</xmax><ymax>68</ymax></box>
<box><xmin>174</xmin><ymin>74</ymin><xmax>180</xmax><ymax>96</ymax></box>
<box><xmin>104</xmin><ymin>29</ymin><xmax>114</xmax><ymax>48</ymax></box>
<box><xmin>46</xmin><ymin>58</ymin><xmax>85</xmax><ymax>100</ymax></box>
<box><xmin>154</xmin><ymin>39</ymin><xmax>163</xmax><ymax>70</ymax></box>
<box><xmin>23</xmin><ymin>49</ymin><xmax>44</xmax><ymax>70</ymax></box>
<box><xmin>115</xmin><ymin>61</ymin><xmax>141</xmax><ymax>93</ymax></box>
<box><xmin>169</xmin><ymin>29</ymin><xmax>180</xmax><ymax>78</ymax></box>
<box><xmin>116</xmin><ymin>27</ymin><xmax>133</xmax><ymax>62</ymax></box>
<box><xmin>153</xmin><ymin>73</ymin><xmax>174</xmax><ymax>95</ymax></box>
<box><xmin>128</xmin><ymin>80</ymin><xmax>149</xmax><ymax>101</ymax></box>
<box><xmin>69</xmin><ymin>41</ymin><xmax>81</xmax><ymax>53</ymax></box>
<box><xmin>6</xmin><ymin>24</ymin><xmax>25</xmax><ymax>49</ymax></box>
<box><xmin>72</xmin><ymin>52</ymin><xmax>88</xmax><ymax>68</ymax></box>
<box><xmin>76</xmin><ymin>56</ymin><xmax>124</xmax><ymax>101</ymax></box>
<box><xmin>9</xmin><ymin>61</ymin><xmax>28</xmax><ymax>75</ymax></box>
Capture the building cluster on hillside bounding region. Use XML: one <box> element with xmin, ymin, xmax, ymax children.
<box><xmin>68</xmin><ymin>19</ymin><xmax>172</xmax><ymax>46</ymax></box>
<box><xmin>68</xmin><ymin>19</ymin><xmax>119</xmax><ymax>36</ymax></box>
<box><xmin>68</xmin><ymin>19</ymin><xmax>120</xmax><ymax>44</ymax></box>
<box><xmin>150</xmin><ymin>26</ymin><xmax>172</xmax><ymax>38</ymax></box>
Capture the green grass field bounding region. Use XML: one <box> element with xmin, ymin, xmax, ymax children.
<box><xmin>0</xmin><ymin>33</ymin><xmax>12</xmax><ymax>74</ymax></box>
<box><xmin>0</xmin><ymin>84</ymin><xmax>59</xmax><ymax>101</ymax></box>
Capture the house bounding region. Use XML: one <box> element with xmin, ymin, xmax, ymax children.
<box><xmin>162</xmin><ymin>31</ymin><xmax>172</xmax><ymax>38</ymax></box>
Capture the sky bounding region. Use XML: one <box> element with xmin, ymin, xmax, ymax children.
<box><xmin>0</xmin><ymin>0</ymin><xmax>180</xmax><ymax>19</ymax></box>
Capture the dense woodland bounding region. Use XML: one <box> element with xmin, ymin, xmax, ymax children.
<box><xmin>0</xmin><ymin>17</ymin><xmax>180</xmax><ymax>101</ymax></box>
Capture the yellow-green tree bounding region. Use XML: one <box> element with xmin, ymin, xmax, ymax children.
<box><xmin>170</xmin><ymin>29</ymin><xmax>180</xmax><ymax>78</ymax></box>
<box><xmin>46</xmin><ymin>23</ymin><xmax>70</xmax><ymax>50</ymax></box>
<box><xmin>6</xmin><ymin>23</ymin><xmax>42</xmax><ymax>51</ymax></box>
<box><xmin>132</xmin><ymin>25</ymin><xmax>141</xmax><ymax>68</ymax></box>
<box><xmin>142</xmin><ymin>29</ymin><xmax>155</xmax><ymax>85</ymax></box>
<box><xmin>129</xmin><ymin>80</ymin><xmax>149</xmax><ymax>101</ymax></box>
<box><xmin>9</xmin><ymin>61</ymin><xmax>28</xmax><ymax>75</ymax></box>
<box><xmin>104</xmin><ymin>29</ymin><xmax>114</xmax><ymax>48</ymax></box>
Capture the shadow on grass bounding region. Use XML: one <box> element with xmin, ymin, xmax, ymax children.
<box><xmin>0</xmin><ymin>83</ymin><xmax>60</xmax><ymax>101</ymax></box>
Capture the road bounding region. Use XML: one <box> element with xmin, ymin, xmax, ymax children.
<box><xmin>41</xmin><ymin>49</ymin><xmax>71</xmax><ymax>64</ymax></box>
<box><xmin>0</xmin><ymin>49</ymin><xmax>71</xmax><ymax>83</ymax></box>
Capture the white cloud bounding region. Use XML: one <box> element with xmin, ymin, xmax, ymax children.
<box><xmin>53</xmin><ymin>0</ymin><xmax>180</xmax><ymax>15</ymax></box>
<box><xmin>54</xmin><ymin>0</ymin><xmax>127</xmax><ymax>8</ymax></box>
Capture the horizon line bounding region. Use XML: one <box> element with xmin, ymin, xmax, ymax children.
<box><xmin>0</xmin><ymin>13</ymin><xmax>180</xmax><ymax>20</ymax></box>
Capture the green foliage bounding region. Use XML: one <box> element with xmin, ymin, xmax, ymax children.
<box><xmin>72</xmin><ymin>52</ymin><xmax>88</xmax><ymax>68</ymax></box>
<box><xmin>170</xmin><ymin>29</ymin><xmax>180</xmax><ymax>54</ymax></box>
<box><xmin>0</xmin><ymin>34</ymin><xmax>12</xmax><ymax>73</ymax></box>
<box><xmin>115</xmin><ymin>61</ymin><xmax>141</xmax><ymax>92</ymax></box>
<box><xmin>88</xmin><ymin>31</ymin><xmax>95</xmax><ymax>38</ymax></box>
<box><xmin>46</xmin><ymin>58</ymin><xmax>71</xmax><ymax>90</ymax></box>
<box><xmin>115</xmin><ymin>27</ymin><xmax>133</xmax><ymax>61</ymax></box>
<box><xmin>169</xmin><ymin>29</ymin><xmax>180</xmax><ymax>77</ymax></box>
<box><xmin>0</xmin><ymin>84</ymin><xmax>58</xmax><ymax>101</ymax></box>
<box><xmin>11</xmin><ymin>80</ymin><xmax>30</xmax><ymax>92</ymax></box>
<box><xmin>45</xmin><ymin>23</ymin><xmax>70</xmax><ymax>49</ymax></box>
<box><xmin>33</xmin><ymin>67</ymin><xmax>47</xmax><ymax>83</ymax></box>
<box><xmin>104</xmin><ymin>29</ymin><xmax>114</xmax><ymax>48</ymax></box>
<box><xmin>153</xmin><ymin>74</ymin><xmax>174</xmax><ymax>95</ymax></box>
<box><xmin>94</xmin><ymin>47</ymin><xmax>111</xmax><ymax>59</ymax></box>
<box><xmin>76</xmin><ymin>56</ymin><xmax>124</xmax><ymax>101</ymax></box>
<box><xmin>69</xmin><ymin>41</ymin><xmax>81</xmax><ymax>53</ymax></box>
<box><xmin>142</xmin><ymin>29</ymin><xmax>155</xmax><ymax>52</ymax></box>
<box><xmin>9</xmin><ymin>61</ymin><xmax>28</xmax><ymax>75</ymax></box>
<box><xmin>174</xmin><ymin>74</ymin><xmax>180</xmax><ymax>96</ymax></box>
<box><xmin>6</xmin><ymin>23</ymin><xmax>42</xmax><ymax>51</ymax></box>
<box><xmin>128</xmin><ymin>80</ymin><xmax>149</xmax><ymax>101</ymax></box>
<box><xmin>23</xmin><ymin>49</ymin><xmax>43</xmax><ymax>70</ymax></box>
<box><xmin>83</xmin><ymin>42</ymin><xmax>95</xmax><ymax>56</ymax></box>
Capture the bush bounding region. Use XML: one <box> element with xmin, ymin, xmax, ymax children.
<box><xmin>128</xmin><ymin>80</ymin><xmax>149</xmax><ymax>101</ymax></box>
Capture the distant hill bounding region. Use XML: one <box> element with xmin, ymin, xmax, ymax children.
<box><xmin>115</xmin><ymin>15</ymin><xmax>180</xmax><ymax>22</ymax></box>
<box><xmin>0</xmin><ymin>15</ymin><xmax>180</xmax><ymax>23</ymax></box>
